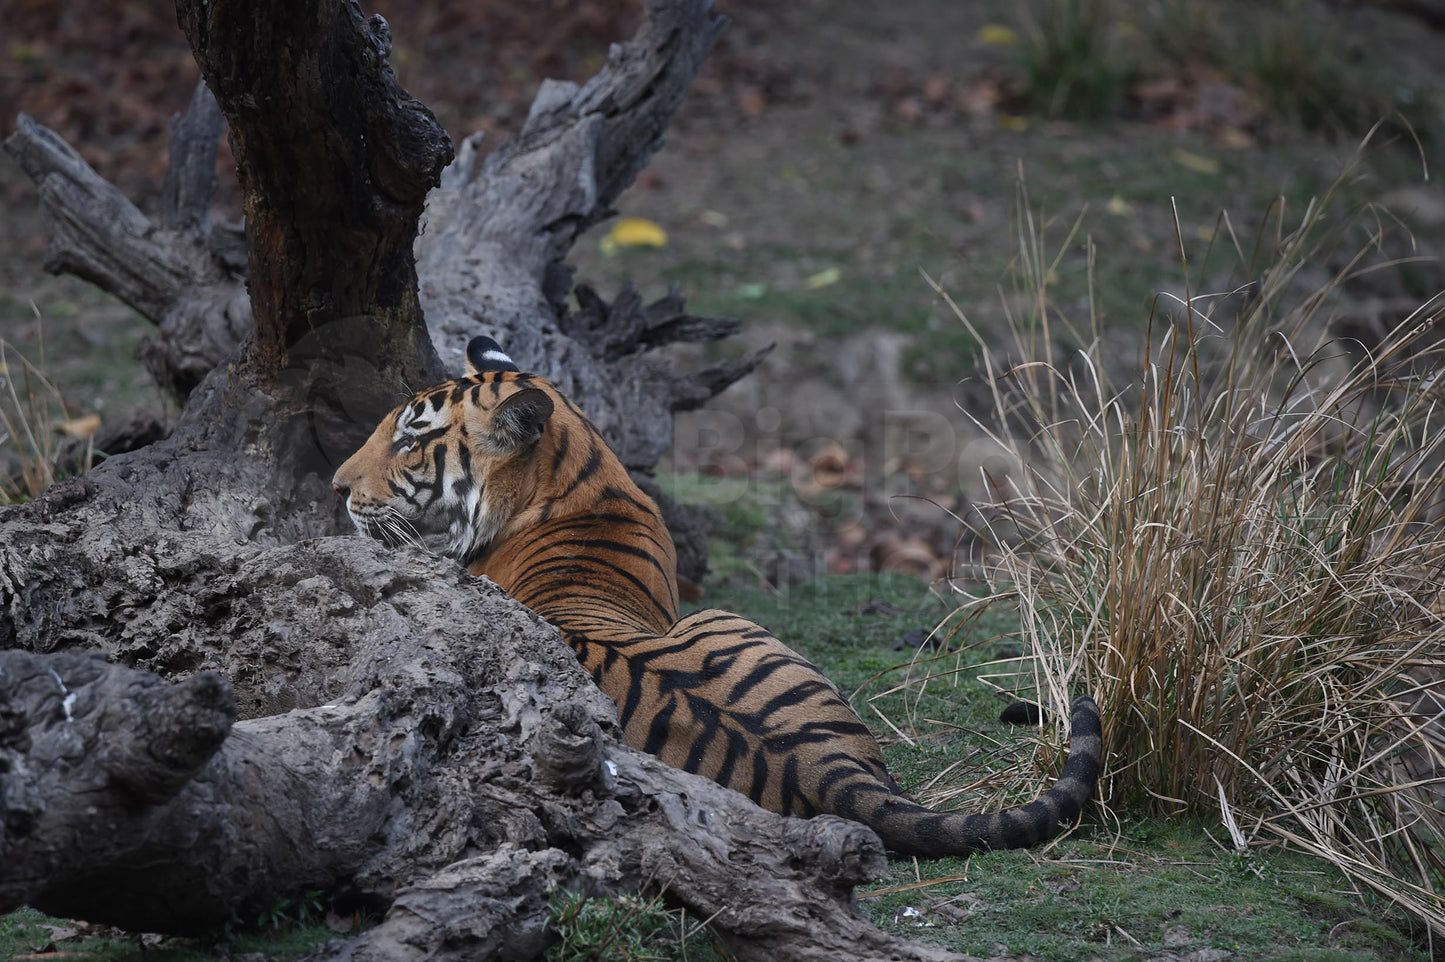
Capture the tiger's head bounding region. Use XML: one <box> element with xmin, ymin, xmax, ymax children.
<box><xmin>332</xmin><ymin>336</ymin><xmax>558</xmax><ymax>564</ymax></box>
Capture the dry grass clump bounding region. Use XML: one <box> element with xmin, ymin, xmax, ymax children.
<box><xmin>934</xmin><ymin>175</ymin><xmax>1445</xmax><ymax>935</ymax></box>
<box><xmin>0</xmin><ymin>333</ymin><xmax>94</xmax><ymax>504</ymax></box>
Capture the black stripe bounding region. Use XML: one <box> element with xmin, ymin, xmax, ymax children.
<box><xmin>683</xmin><ymin>706</ymin><xmax>721</xmax><ymax>774</ymax></box>
<box><xmin>553</xmin><ymin>537</ymin><xmax>674</xmax><ymax>584</ymax></box>
<box><xmin>676</xmin><ymin>611</ymin><xmax>744</xmax><ymax>634</ymax></box>
<box><xmin>562</xmin><ymin>442</ymin><xmax>603</xmax><ymax>497</ymax></box>
<box><xmin>780</xmin><ymin>754</ymin><xmax>806</xmax><ymax>817</ymax></box>
<box><xmin>517</xmin><ymin>558</ymin><xmax>674</xmax><ymax>626</ymax></box>
<box><xmin>714</xmin><ymin>729</ymin><xmax>747</xmax><ymax>789</ymax></box>
<box><xmin>551</xmin><ymin>427</ymin><xmax>571</xmax><ymax>472</ymax></box>
<box><xmin>600</xmin><ymin>484</ymin><xmax>649</xmax><ymax>511</ymax></box>
<box><xmin>754</xmin><ymin>679</ymin><xmax>837</xmax><ymax>722</ymax></box>
<box><xmin>814</xmin><ymin>753</ymin><xmax>868</xmax><ymax>802</ymax></box>
<box><xmin>750</xmin><ymin>748</ymin><xmax>770</xmax><ymax>805</ymax></box>
<box><xmin>723</xmin><ymin>652</ymin><xmax>790</xmax><ymax>705</ymax></box>
<box><xmin>641</xmin><ymin>695</ymin><xmax>677</xmax><ymax>755</ymax></box>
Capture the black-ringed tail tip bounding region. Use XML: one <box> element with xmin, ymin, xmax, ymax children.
<box><xmin>825</xmin><ymin>694</ymin><xmax>1103</xmax><ymax>857</ymax></box>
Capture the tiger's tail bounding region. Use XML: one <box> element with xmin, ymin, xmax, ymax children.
<box><xmin>835</xmin><ymin>695</ymin><xmax>1103</xmax><ymax>857</ymax></box>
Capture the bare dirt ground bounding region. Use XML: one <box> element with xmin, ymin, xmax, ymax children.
<box><xmin>3</xmin><ymin>0</ymin><xmax>1445</xmax><ymax>582</ymax></box>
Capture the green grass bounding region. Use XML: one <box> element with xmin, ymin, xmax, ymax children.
<box><xmin>1016</xmin><ymin>0</ymin><xmax>1132</xmax><ymax>120</ymax></box>
<box><xmin>546</xmin><ymin>889</ymin><xmax>726</xmax><ymax>962</ymax></box>
<box><xmin>861</xmin><ymin>823</ymin><xmax>1422</xmax><ymax>961</ymax></box>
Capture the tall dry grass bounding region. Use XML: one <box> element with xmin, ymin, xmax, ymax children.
<box><xmin>0</xmin><ymin>329</ymin><xmax>94</xmax><ymax>504</ymax></box>
<box><xmin>929</xmin><ymin>172</ymin><xmax>1445</xmax><ymax>935</ymax></box>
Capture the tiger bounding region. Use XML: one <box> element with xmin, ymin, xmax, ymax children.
<box><xmin>331</xmin><ymin>335</ymin><xmax>1102</xmax><ymax>856</ymax></box>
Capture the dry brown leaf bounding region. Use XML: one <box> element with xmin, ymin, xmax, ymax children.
<box><xmin>55</xmin><ymin>414</ymin><xmax>101</xmax><ymax>438</ymax></box>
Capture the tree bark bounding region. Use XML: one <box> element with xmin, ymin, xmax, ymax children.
<box><xmin>0</xmin><ymin>533</ymin><xmax>971</xmax><ymax>962</ymax></box>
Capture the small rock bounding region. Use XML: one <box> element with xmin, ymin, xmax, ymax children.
<box><xmin>894</xmin><ymin>627</ymin><xmax>929</xmax><ymax>651</ymax></box>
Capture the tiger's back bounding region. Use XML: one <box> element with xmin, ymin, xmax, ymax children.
<box><xmin>333</xmin><ymin>336</ymin><xmax>1102</xmax><ymax>858</ymax></box>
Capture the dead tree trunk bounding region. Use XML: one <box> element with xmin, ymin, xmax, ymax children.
<box><xmin>1</xmin><ymin>1</ymin><xmax>968</xmax><ymax>959</ymax></box>
<box><xmin>4</xmin><ymin>2</ymin><xmax>761</xmax><ymax>582</ymax></box>
<box><xmin>0</xmin><ymin>529</ymin><xmax>970</xmax><ymax>962</ymax></box>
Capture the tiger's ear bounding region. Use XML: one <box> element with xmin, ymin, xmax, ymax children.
<box><xmin>466</xmin><ymin>336</ymin><xmax>519</xmax><ymax>375</ymax></box>
<box><xmin>479</xmin><ymin>388</ymin><xmax>554</xmax><ymax>452</ymax></box>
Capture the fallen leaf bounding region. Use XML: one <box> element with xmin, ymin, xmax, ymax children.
<box><xmin>977</xmin><ymin>24</ymin><xmax>1018</xmax><ymax>45</ymax></box>
<box><xmin>736</xmin><ymin>282</ymin><xmax>768</xmax><ymax>300</ymax></box>
<box><xmin>739</xmin><ymin>85</ymin><xmax>766</xmax><ymax>117</ymax></box>
<box><xmin>997</xmin><ymin>114</ymin><xmax>1029</xmax><ymax>132</ymax></box>
<box><xmin>1171</xmin><ymin>148</ymin><xmax>1220</xmax><ymax>175</ymax></box>
<box><xmin>807</xmin><ymin>441</ymin><xmax>852</xmax><ymax>478</ymax></box>
<box><xmin>955</xmin><ymin>78</ymin><xmax>1000</xmax><ymax>117</ymax></box>
<box><xmin>1131</xmin><ymin>76</ymin><xmax>1181</xmax><ymax>104</ymax></box>
<box><xmin>1216</xmin><ymin>126</ymin><xmax>1254</xmax><ymax>150</ymax></box>
<box><xmin>871</xmin><ymin>536</ymin><xmax>943</xmax><ymax>579</ymax></box>
<box><xmin>893</xmin><ymin>97</ymin><xmax>923</xmax><ymax>123</ymax></box>
<box><xmin>55</xmin><ymin>414</ymin><xmax>101</xmax><ymax>438</ymax></box>
<box><xmin>803</xmin><ymin>267</ymin><xmax>840</xmax><ymax>290</ymax></box>
<box><xmin>599</xmin><ymin>217</ymin><xmax>667</xmax><ymax>254</ymax></box>
<box><xmin>698</xmin><ymin>209</ymin><xmax>728</xmax><ymax>227</ymax></box>
<box><xmin>1106</xmin><ymin>194</ymin><xmax>1135</xmax><ymax>217</ymax></box>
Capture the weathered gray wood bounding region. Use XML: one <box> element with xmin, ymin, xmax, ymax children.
<box><xmin>4</xmin><ymin>95</ymin><xmax>250</xmax><ymax>397</ymax></box>
<box><xmin>161</xmin><ymin>81</ymin><xmax>225</xmax><ymax>232</ymax></box>
<box><xmin>6</xmin><ymin>113</ymin><xmax>212</xmax><ymax>326</ymax></box>
<box><xmin>415</xmin><ymin>0</ymin><xmax>767</xmax><ymax>473</ymax></box>
<box><xmin>0</xmin><ymin>529</ymin><xmax>973</xmax><ymax>962</ymax></box>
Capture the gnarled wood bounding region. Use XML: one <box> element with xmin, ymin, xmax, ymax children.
<box><xmin>4</xmin><ymin>104</ymin><xmax>248</xmax><ymax>397</ymax></box>
<box><xmin>178</xmin><ymin>0</ymin><xmax>451</xmax><ymax>397</ymax></box>
<box><xmin>0</xmin><ymin>534</ymin><xmax>972</xmax><ymax>962</ymax></box>
<box><xmin>415</xmin><ymin>0</ymin><xmax>762</xmax><ymax>473</ymax></box>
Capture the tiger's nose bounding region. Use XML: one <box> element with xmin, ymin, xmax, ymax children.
<box><xmin>333</xmin><ymin>482</ymin><xmax>350</xmax><ymax>498</ymax></box>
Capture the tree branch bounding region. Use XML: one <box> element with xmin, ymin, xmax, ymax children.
<box><xmin>416</xmin><ymin>0</ymin><xmax>745</xmax><ymax>473</ymax></box>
